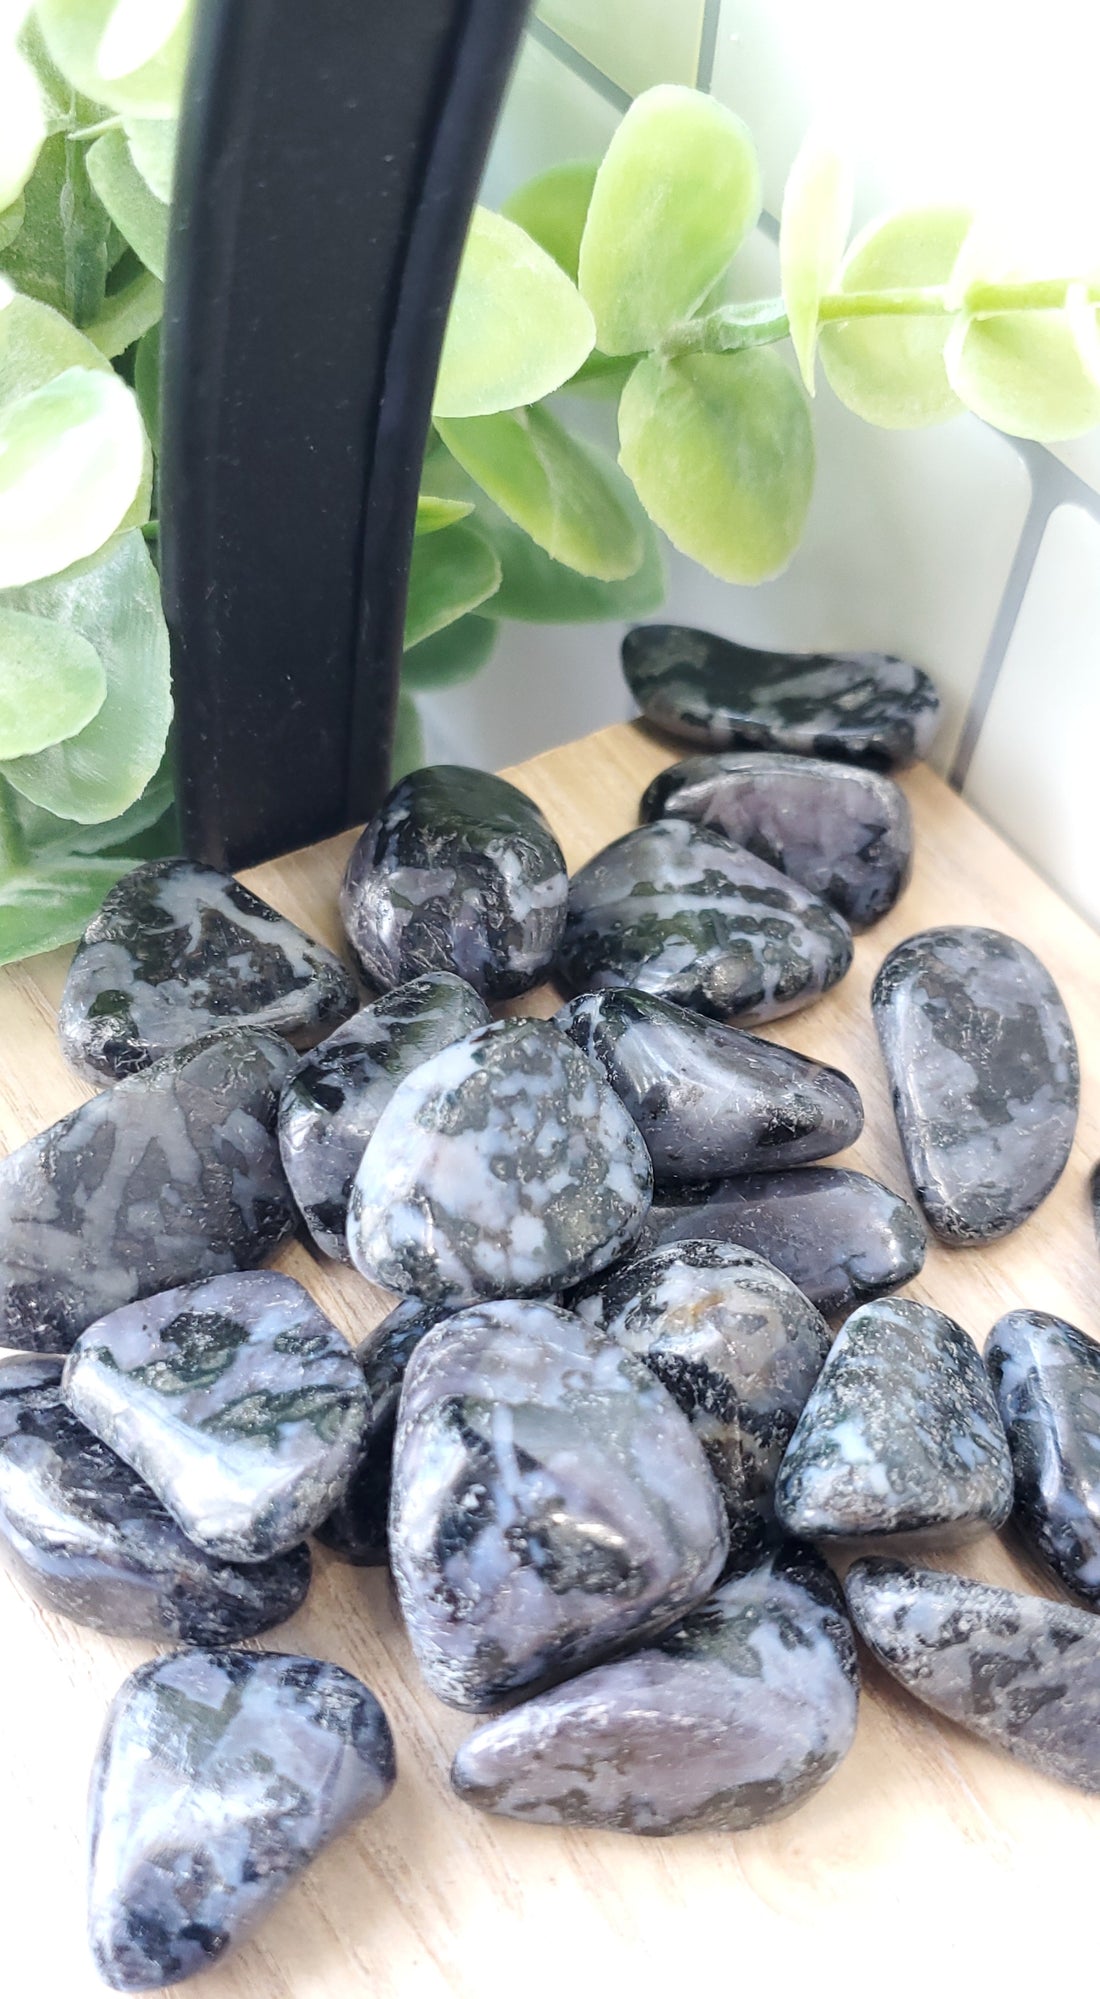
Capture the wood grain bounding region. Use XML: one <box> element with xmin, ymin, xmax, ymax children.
<box><xmin>2</xmin><ymin>720</ymin><xmax>1098</xmax><ymax>1997</ymax></box>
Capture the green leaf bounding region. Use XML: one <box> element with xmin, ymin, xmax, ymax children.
<box><xmin>1068</xmin><ymin>281</ymin><xmax>1100</xmax><ymax>387</ymax></box>
<box><xmin>565</xmin><ymin>347</ymin><xmax>637</xmax><ymax>397</ymax></box>
<box><xmin>0</xmin><ymin>848</ymin><xmax>144</xmax><ymax>963</ymax></box>
<box><xmin>0</xmin><ymin>36</ymin><xmax>46</xmax><ymax>211</ymax></box>
<box><xmin>35</xmin><ymin>0</ymin><xmax>192</xmax><ymax>117</ymax></box>
<box><xmin>779</xmin><ymin>132</ymin><xmax>852</xmax><ymax>392</ymax></box>
<box><xmin>0</xmin><ymin>276</ymin><xmax>111</xmax><ymax>400</ymax></box>
<box><xmin>945</xmin><ymin>307</ymin><xmax>1100</xmax><ymax>440</ymax></box>
<box><xmin>403</xmin><ymin>520</ymin><xmax>501</xmax><ymax>649</ymax></box>
<box><xmin>501</xmin><ymin>161</ymin><xmax>598</xmax><ymax>285</ymax></box>
<box><xmin>0</xmin><ymin>195</ymin><xmax>25</xmax><ymax>254</ymax></box>
<box><xmin>86</xmin><ymin>127</ymin><xmax>168</xmax><ymax>278</ymax></box>
<box><xmin>402</xmin><ymin>612</ymin><xmax>497</xmax><ymax>690</ymax></box>
<box><xmin>391</xmin><ymin>690</ymin><xmax>424</xmax><ymax>784</ymax></box>
<box><xmin>819</xmin><ymin>206</ymin><xmax>972</xmax><ymax>427</ymax></box>
<box><xmin>14</xmin><ymin>751</ymin><xmax>174</xmax><ymax>856</ymax></box>
<box><xmin>123</xmin><ymin>116</ymin><xmax>176</xmax><ymax>202</ymax></box>
<box><xmin>618</xmin><ymin>348</ymin><xmax>814</xmax><ymax>584</ymax></box>
<box><xmin>83</xmin><ymin>265</ymin><xmax>162</xmax><ymax>358</ymax></box>
<box><xmin>0</xmin><ymin>128</ymin><xmax>111</xmax><ymax>324</ymax></box>
<box><xmin>578</xmin><ymin>85</ymin><xmax>761</xmax><ymax>356</ymax></box>
<box><xmin>0</xmin><ymin>363</ymin><xmax>146</xmax><ymax>586</ymax></box>
<box><xmin>133</xmin><ymin>314</ymin><xmax>159</xmax><ymax>445</ymax></box>
<box><xmin>433</xmin><ymin>205</ymin><xmax>595</xmax><ymax>419</ymax></box>
<box><xmin>0</xmin><ymin>605</ymin><xmax>105</xmax><ymax>754</ymax></box>
<box><xmin>435</xmin><ymin>405</ymin><xmax>643</xmax><ymax>581</ymax></box>
<box><xmin>415</xmin><ymin>492</ymin><xmax>473</xmax><ymax>536</ymax></box>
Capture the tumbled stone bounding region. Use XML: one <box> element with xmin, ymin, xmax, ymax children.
<box><xmin>622</xmin><ymin>624</ymin><xmax>941</xmax><ymax>768</ymax></box>
<box><xmin>0</xmin><ymin>1030</ymin><xmax>296</xmax><ymax>1353</ymax></box>
<box><xmin>1092</xmin><ymin>1164</ymin><xmax>1100</xmax><ymax>1250</ymax></box>
<box><xmin>638</xmin><ymin>1166</ymin><xmax>926</xmax><ymax>1317</ymax></box>
<box><xmin>340</xmin><ymin>764</ymin><xmax>568</xmax><ymax>1001</ymax></box>
<box><xmin>987</xmin><ymin>1310</ymin><xmax>1100</xmax><ymax>1609</ymax></box>
<box><xmin>846</xmin><ymin>1558</ymin><xmax>1100</xmax><ymax>1794</ymax></box>
<box><xmin>776</xmin><ymin>1297</ymin><xmax>1012</xmax><ymax>1544</ymax></box>
<box><xmin>64</xmin><ymin>1271</ymin><xmax>368</xmax><ymax>1563</ymax></box>
<box><xmin>88</xmin><ymin>1648</ymin><xmax>396</xmax><ymax>1991</ymax></box>
<box><xmin>452</xmin><ymin>1539</ymin><xmax>858</xmax><ymax>1833</ymax></box>
<box><xmin>279</xmin><ymin>972</ymin><xmax>489</xmax><ymax>1261</ymax></box>
<box><xmin>642</xmin><ymin>751</ymin><xmax>912</xmax><ymax>930</ymax></box>
<box><xmin>0</xmin><ymin>1356</ymin><xmax>311</xmax><ymax>1642</ymax></box>
<box><xmin>58</xmin><ymin>858</ymin><xmax>356</xmax><ymax>1085</ymax></box>
<box><xmin>558</xmin><ymin>988</ymin><xmax>862</xmax><ymax>1183</ymax></box>
<box><xmin>558</xmin><ymin>819</ymin><xmax>852</xmax><ymax>1026</ymax></box>
<box><xmin>390</xmin><ymin>1298</ymin><xmax>728</xmax><ymax>1710</ymax></box>
<box><xmin>348</xmin><ymin>1016</ymin><xmax>652</xmax><ymax>1308</ymax></box>
<box><xmin>873</xmin><ymin>926</ymin><xmax>1078</xmax><ymax>1244</ymax></box>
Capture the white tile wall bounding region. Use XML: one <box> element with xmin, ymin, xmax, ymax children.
<box><xmin>535</xmin><ymin>0</ymin><xmax>705</xmax><ymax>99</ymax></box>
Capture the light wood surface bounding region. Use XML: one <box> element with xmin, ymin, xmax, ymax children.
<box><xmin>2</xmin><ymin>721</ymin><xmax>1098</xmax><ymax>1998</ymax></box>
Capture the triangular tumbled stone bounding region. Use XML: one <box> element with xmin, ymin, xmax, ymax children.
<box><xmin>987</xmin><ymin>1309</ymin><xmax>1100</xmax><ymax>1608</ymax></box>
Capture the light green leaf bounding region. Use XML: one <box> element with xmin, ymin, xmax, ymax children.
<box><xmin>35</xmin><ymin>0</ymin><xmax>192</xmax><ymax>117</ymax></box>
<box><xmin>402</xmin><ymin>613</ymin><xmax>497</xmax><ymax>691</ymax></box>
<box><xmin>618</xmin><ymin>348</ymin><xmax>814</xmax><ymax>584</ymax></box>
<box><xmin>502</xmin><ymin>161</ymin><xmax>598</xmax><ymax>285</ymax></box>
<box><xmin>0</xmin><ymin>36</ymin><xmax>46</xmax><ymax>210</ymax></box>
<box><xmin>436</xmin><ymin>405</ymin><xmax>643</xmax><ymax>581</ymax></box>
<box><xmin>779</xmin><ymin>132</ymin><xmax>852</xmax><ymax>392</ymax></box>
<box><xmin>0</xmin><ymin>363</ymin><xmax>146</xmax><ymax>586</ymax></box>
<box><xmin>820</xmin><ymin>206</ymin><xmax>971</xmax><ymax>427</ymax></box>
<box><xmin>86</xmin><ymin>127</ymin><xmax>168</xmax><ymax>277</ymax></box>
<box><xmin>133</xmin><ymin>314</ymin><xmax>159</xmax><ymax>445</ymax></box>
<box><xmin>0</xmin><ymin>195</ymin><xmax>24</xmax><ymax>252</ymax></box>
<box><xmin>403</xmin><ymin>520</ymin><xmax>501</xmax><ymax>649</ymax></box>
<box><xmin>415</xmin><ymin>492</ymin><xmax>473</xmax><ymax>536</ymax></box>
<box><xmin>391</xmin><ymin>690</ymin><xmax>424</xmax><ymax>784</ymax></box>
<box><xmin>578</xmin><ymin>85</ymin><xmax>761</xmax><ymax>356</ymax></box>
<box><xmin>0</xmin><ymin>128</ymin><xmax>111</xmax><ymax>324</ymax></box>
<box><xmin>945</xmin><ymin>308</ymin><xmax>1100</xmax><ymax>441</ymax></box>
<box><xmin>433</xmin><ymin>205</ymin><xmax>595</xmax><ymax>419</ymax></box>
<box><xmin>123</xmin><ymin>116</ymin><xmax>176</xmax><ymax>202</ymax></box>
<box><xmin>84</xmin><ymin>265</ymin><xmax>162</xmax><ymax>358</ymax></box>
<box><xmin>565</xmin><ymin>348</ymin><xmax>637</xmax><ymax>397</ymax></box>
<box><xmin>0</xmin><ymin>848</ymin><xmax>142</xmax><ymax>962</ymax></box>
<box><xmin>0</xmin><ymin>276</ymin><xmax>112</xmax><ymax>401</ymax></box>
<box><xmin>15</xmin><ymin>751</ymin><xmax>173</xmax><ymax>855</ymax></box>
<box><xmin>1067</xmin><ymin>281</ymin><xmax>1100</xmax><ymax>388</ymax></box>
<box><xmin>0</xmin><ymin>605</ymin><xmax>104</xmax><ymax>753</ymax></box>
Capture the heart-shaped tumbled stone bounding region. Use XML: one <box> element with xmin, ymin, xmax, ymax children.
<box><xmin>986</xmin><ymin>1309</ymin><xmax>1100</xmax><ymax>1608</ymax></box>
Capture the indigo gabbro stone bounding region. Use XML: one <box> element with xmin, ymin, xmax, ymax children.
<box><xmin>558</xmin><ymin>819</ymin><xmax>852</xmax><ymax>1026</ymax></box>
<box><xmin>452</xmin><ymin>1540</ymin><xmax>859</xmax><ymax>1834</ymax></box>
<box><xmin>348</xmin><ymin>1016</ymin><xmax>653</xmax><ymax>1308</ymax></box>
<box><xmin>776</xmin><ymin>1298</ymin><xmax>1012</xmax><ymax>1544</ymax></box>
<box><xmin>846</xmin><ymin>1559</ymin><xmax>1100</xmax><ymax>1794</ymax></box>
<box><xmin>0</xmin><ymin>1029</ymin><xmax>297</xmax><ymax>1353</ymax></box>
<box><xmin>389</xmin><ymin>1299</ymin><xmax>729</xmax><ymax>1710</ymax></box>
<box><xmin>873</xmin><ymin>927</ymin><xmax>1079</xmax><ymax>1245</ymax></box>
<box><xmin>64</xmin><ymin>1271</ymin><xmax>369</xmax><ymax>1563</ymax></box>
<box><xmin>0</xmin><ymin>1357</ymin><xmax>311</xmax><ymax>1642</ymax></box>
<box><xmin>622</xmin><ymin>624</ymin><xmax>941</xmax><ymax>768</ymax></box>
<box><xmin>558</xmin><ymin>988</ymin><xmax>862</xmax><ymax>1183</ymax></box>
<box><xmin>88</xmin><ymin>1649</ymin><xmax>396</xmax><ymax>1992</ymax></box>
<box><xmin>58</xmin><ymin>857</ymin><xmax>356</xmax><ymax>1084</ymax></box>
<box><xmin>643</xmin><ymin>751</ymin><xmax>913</xmax><ymax>930</ymax></box>
<box><xmin>987</xmin><ymin>1310</ymin><xmax>1100</xmax><ymax>1608</ymax></box>
<box><xmin>340</xmin><ymin>764</ymin><xmax>568</xmax><ymax>1001</ymax></box>
<box><xmin>279</xmin><ymin>972</ymin><xmax>489</xmax><ymax>1262</ymax></box>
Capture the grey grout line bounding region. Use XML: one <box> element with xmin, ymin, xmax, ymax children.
<box><xmin>947</xmin><ymin>477</ymin><xmax>1055</xmax><ymax>790</ymax></box>
<box><xmin>526</xmin><ymin>17</ymin><xmax>633</xmax><ymax>114</ymax></box>
<box><xmin>696</xmin><ymin>0</ymin><xmax>724</xmax><ymax>91</ymax></box>
<box><xmin>758</xmin><ymin>208</ymin><xmax>780</xmax><ymax>243</ymax></box>
<box><xmin>1006</xmin><ymin>438</ymin><xmax>1100</xmax><ymax>527</ymax></box>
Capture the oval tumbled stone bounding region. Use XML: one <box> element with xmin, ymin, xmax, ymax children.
<box><xmin>986</xmin><ymin>1310</ymin><xmax>1100</xmax><ymax>1609</ymax></box>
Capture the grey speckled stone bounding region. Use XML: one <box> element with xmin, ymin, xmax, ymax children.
<box><xmin>776</xmin><ymin>1298</ymin><xmax>1012</xmax><ymax>1545</ymax></box>
<box><xmin>1092</xmin><ymin>1164</ymin><xmax>1100</xmax><ymax>1252</ymax></box>
<box><xmin>642</xmin><ymin>751</ymin><xmax>912</xmax><ymax>930</ymax></box>
<box><xmin>390</xmin><ymin>1299</ymin><xmax>728</xmax><ymax>1710</ymax></box>
<box><xmin>88</xmin><ymin>1648</ymin><xmax>396</xmax><ymax>1992</ymax></box>
<box><xmin>0</xmin><ymin>1030</ymin><xmax>297</xmax><ymax>1354</ymax></box>
<box><xmin>340</xmin><ymin>764</ymin><xmax>568</xmax><ymax>1001</ymax></box>
<box><xmin>0</xmin><ymin>1357</ymin><xmax>311</xmax><ymax>1642</ymax></box>
<box><xmin>58</xmin><ymin>858</ymin><xmax>356</xmax><ymax>1085</ymax></box>
<box><xmin>873</xmin><ymin>927</ymin><xmax>1079</xmax><ymax>1245</ymax></box>
<box><xmin>987</xmin><ymin>1310</ymin><xmax>1100</xmax><ymax>1609</ymax></box>
<box><xmin>622</xmin><ymin>624</ymin><xmax>941</xmax><ymax>768</ymax></box>
<box><xmin>558</xmin><ymin>819</ymin><xmax>853</xmax><ymax>1026</ymax></box>
<box><xmin>846</xmin><ymin>1558</ymin><xmax>1100</xmax><ymax>1794</ymax></box>
<box><xmin>64</xmin><ymin>1272</ymin><xmax>368</xmax><ymax>1562</ymax></box>
<box><xmin>558</xmin><ymin>988</ymin><xmax>862</xmax><ymax>1184</ymax></box>
<box><xmin>279</xmin><ymin>973</ymin><xmax>489</xmax><ymax>1262</ymax></box>
<box><xmin>348</xmin><ymin>1016</ymin><xmax>653</xmax><ymax>1308</ymax></box>
<box><xmin>452</xmin><ymin>1539</ymin><xmax>858</xmax><ymax>1834</ymax></box>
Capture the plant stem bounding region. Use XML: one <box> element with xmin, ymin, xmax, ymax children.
<box><xmin>0</xmin><ymin>781</ymin><xmax>29</xmax><ymax>882</ymax></box>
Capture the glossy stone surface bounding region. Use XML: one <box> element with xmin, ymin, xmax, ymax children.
<box><xmin>452</xmin><ymin>1540</ymin><xmax>858</xmax><ymax>1834</ymax></box>
<box><xmin>340</xmin><ymin>764</ymin><xmax>568</xmax><ymax>1002</ymax></box>
<box><xmin>558</xmin><ymin>819</ymin><xmax>853</xmax><ymax>1026</ymax></box>
<box><xmin>987</xmin><ymin>1310</ymin><xmax>1100</xmax><ymax>1608</ymax></box>
<box><xmin>0</xmin><ymin>1030</ymin><xmax>297</xmax><ymax>1353</ymax></box>
<box><xmin>776</xmin><ymin>1298</ymin><xmax>1012</xmax><ymax>1544</ymax></box>
<box><xmin>638</xmin><ymin>1166</ymin><xmax>926</xmax><ymax>1318</ymax></box>
<box><xmin>643</xmin><ymin>751</ymin><xmax>912</xmax><ymax>930</ymax></box>
<box><xmin>279</xmin><ymin>972</ymin><xmax>489</xmax><ymax>1261</ymax></box>
<box><xmin>390</xmin><ymin>1298</ymin><xmax>728</xmax><ymax>1710</ymax></box>
<box><xmin>873</xmin><ymin>926</ymin><xmax>1079</xmax><ymax>1244</ymax></box>
<box><xmin>622</xmin><ymin>624</ymin><xmax>941</xmax><ymax>768</ymax></box>
<box><xmin>846</xmin><ymin>1558</ymin><xmax>1100</xmax><ymax>1794</ymax></box>
<box><xmin>0</xmin><ymin>1357</ymin><xmax>311</xmax><ymax>1642</ymax></box>
<box><xmin>88</xmin><ymin>1649</ymin><xmax>396</xmax><ymax>1991</ymax></box>
<box><xmin>558</xmin><ymin>988</ymin><xmax>862</xmax><ymax>1184</ymax></box>
<box><xmin>64</xmin><ymin>1271</ymin><xmax>368</xmax><ymax>1563</ymax></box>
<box><xmin>59</xmin><ymin>858</ymin><xmax>356</xmax><ymax>1085</ymax></box>
<box><xmin>348</xmin><ymin>1016</ymin><xmax>653</xmax><ymax>1308</ymax></box>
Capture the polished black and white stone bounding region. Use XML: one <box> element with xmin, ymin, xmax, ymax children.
<box><xmin>88</xmin><ymin>1648</ymin><xmax>396</xmax><ymax>1991</ymax></box>
<box><xmin>558</xmin><ymin>989</ymin><xmax>862</xmax><ymax>1184</ymax></box>
<box><xmin>452</xmin><ymin>1539</ymin><xmax>858</xmax><ymax>1833</ymax></box>
<box><xmin>642</xmin><ymin>751</ymin><xmax>912</xmax><ymax>930</ymax></box>
<box><xmin>558</xmin><ymin>819</ymin><xmax>852</xmax><ymax>1025</ymax></box>
<box><xmin>622</xmin><ymin>625</ymin><xmax>942</xmax><ymax>767</ymax></box>
<box><xmin>873</xmin><ymin>927</ymin><xmax>1079</xmax><ymax>1244</ymax></box>
<box><xmin>340</xmin><ymin>764</ymin><xmax>568</xmax><ymax>1001</ymax></box>
<box><xmin>846</xmin><ymin>1558</ymin><xmax>1100</xmax><ymax>1793</ymax></box>
<box><xmin>987</xmin><ymin>1309</ymin><xmax>1100</xmax><ymax>1608</ymax></box>
<box><xmin>64</xmin><ymin>1271</ymin><xmax>368</xmax><ymax>1563</ymax></box>
<box><xmin>58</xmin><ymin>858</ymin><xmax>357</xmax><ymax>1084</ymax></box>
<box><xmin>776</xmin><ymin>1298</ymin><xmax>1012</xmax><ymax>1543</ymax></box>
<box><xmin>0</xmin><ymin>1356</ymin><xmax>311</xmax><ymax>1641</ymax></box>
<box><xmin>348</xmin><ymin>1016</ymin><xmax>653</xmax><ymax>1308</ymax></box>
<box><xmin>279</xmin><ymin>972</ymin><xmax>489</xmax><ymax>1261</ymax></box>
<box><xmin>0</xmin><ymin>1030</ymin><xmax>297</xmax><ymax>1353</ymax></box>
<box><xmin>389</xmin><ymin>1298</ymin><xmax>728</xmax><ymax>1710</ymax></box>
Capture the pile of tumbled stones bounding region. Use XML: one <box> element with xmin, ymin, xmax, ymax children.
<box><xmin>1</xmin><ymin>626</ymin><xmax>1098</xmax><ymax>1992</ymax></box>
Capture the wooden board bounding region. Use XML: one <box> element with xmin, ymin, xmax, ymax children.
<box><xmin>2</xmin><ymin>721</ymin><xmax>1098</xmax><ymax>1997</ymax></box>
